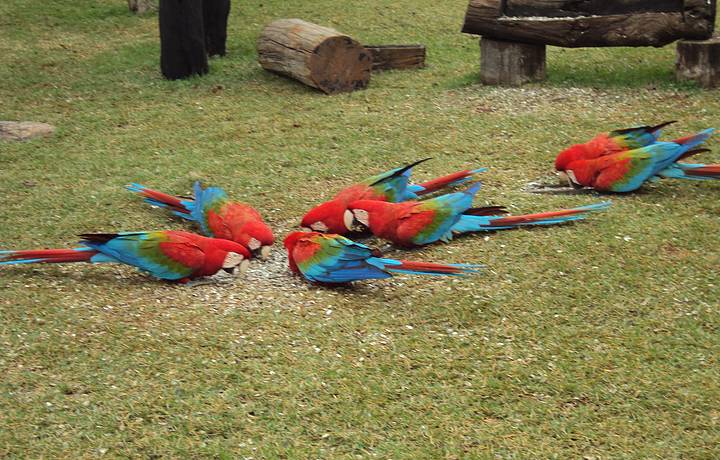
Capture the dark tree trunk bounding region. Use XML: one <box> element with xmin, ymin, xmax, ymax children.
<box><xmin>159</xmin><ymin>0</ymin><xmax>208</xmax><ymax>80</ymax></box>
<box><xmin>203</xmin><ymin>0</ymin><xmax>231</xmax><ymax>57</ymax></box>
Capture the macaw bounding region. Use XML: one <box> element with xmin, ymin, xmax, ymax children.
<box><xmin>346</xmin><ymin>183</ymin><xmax>611</xmax><ymax>247</ymax></box>
<box><xmin>0</xmin><ymin>231</ymin><xmax>251</xmax><ymax>283</ymax></box>
<box><xmin>283</xmin><ymin>231</ymin><xmax>480</xmax><ymax>283</ymax></box>
<box><xmin>127</xmin><ymin>182</ymin><xmax>274</xmax><ymax>258</ymax></box>
<box><xmin>300</xmin><ymin>158</ymin><xmax>486</xmax><ymax>235</ymax></box>
<box><xmin>558</xmin><ymin>140</ymin><xmax>720</xmax><ymax>193</ymax></box>
<box><xmin>555</xmin><ymin>123</ymin><xmax>713</xmax><ymax>172</ymax></box>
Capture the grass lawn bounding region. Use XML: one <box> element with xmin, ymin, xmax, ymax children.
<box><xmin>1</xmin><ymin>0</ymin><xmax>719</xmax><ymax>458</ymax></box>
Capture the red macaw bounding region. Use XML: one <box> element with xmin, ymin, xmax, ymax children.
<box><xmin>127</xmin><ymin>182</ymin><xmax>274</xmax><ymax>258</ymax></box>
<box><xmin>557</xmin><ymin>130</ymin><xmax>719</xmax><ymax>192</ymax></box>
<box><xmin>347</xmin><ymin>183</ymin><xmax>611</xmax><ymax>247</ymax></box>
<box><xmin>300</xmin><ymin>159</ymin><xmax>485</xmax><ymax>235</ymax></box>
<box><xmin>0</xmin><ymin>231</ymin><xmax>250</xmax><ymax>283</ymax></box>
<box><xmin>284</xmin><ymin>231</ymin><xmax>480</xmax><ymax>283</ymax></box>
<box><xmin>555</xmin><ymin>121</ymin><xmax>677</xmax><ymax>170</ymax></box>
<box><xmin>555</xmin><ymin>123</ymin><xmax>713</xmax><ymax>172</ymax></box>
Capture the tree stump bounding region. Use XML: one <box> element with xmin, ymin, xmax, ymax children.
<box><xmin>128</xmin><ymin>0</ymin><xmax>157</xmax><ymax>14</ymax></box>
<box><xmin>159</xmin><ymin>0</ymin><xmax>208</xmax><ymax>80</ymax></box>
<box><xmin>676</xmin><ymin>36</ymin><xmax>720</xmax><ymax>88</ymax></box>
<box><xmin>480</xmin><ymin>37</ymin><xmax>546</xmax><ymax>86</ymax></box>
<box><xmin>257</xmin><ymin>19</ymin><xmax>372</xmax><ymax>94</ymax></box>
<box><xmin>364</xmin><ymin>45</ymin><xmax>426</xmax><ymax>71</ymax></box>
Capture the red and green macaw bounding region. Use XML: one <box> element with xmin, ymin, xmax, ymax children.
<box><xmin>347</xmin><ymin>183</ymin><xmax>611</xmax><ymax>247</ymax></box>
<box><xmin>0</xmin><ymin>231</ymin><xmax>250</xmax><ymax>283</ymax></box>
<box><xmin>300</xmin><ymin>159</ymin><xmax>485</xmax><ymax>235</ymax></box>
<box><xmin>555</xmin><ymin>121</ymin><xmax>680</xmax><ymax>170</ymax></box>
<box><xmin>284</xmin><ymin>231</ymin><xmax>480</xmax><ymax>283</ymax></box>
<box><xmin>127</xmin><ymin>182</ymin><xmax>274</xmax><ymax>258</ymax></box>
<box><xmin>555</xmin><ymin>129</ymin><xmax>718</xmax><ymax>192</ymax></box>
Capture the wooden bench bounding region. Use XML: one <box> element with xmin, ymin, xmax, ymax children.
<box><xmin>461</xmin><ymin>0</ymin><xmax>718</xmax><ymax>87</ymax></box>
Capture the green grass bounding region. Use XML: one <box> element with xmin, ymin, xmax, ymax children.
<box><xmin>1</xmin><ymin>1</ymin><xmax>719</xmax><ymax>458</ymax></box>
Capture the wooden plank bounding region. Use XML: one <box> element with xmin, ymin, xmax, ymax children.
<box><xmin>462</xmin><ymin>0</ymin><xmax>716</xmax><ymax>47</ymax></box>
<box><xmin>364</xmin><ymin>45</ymin><xmax>426</xmax><ymax>71</ymax></box>
<box><xmin>504</xmin><ymin>0</ymin><xmax>683</xmax><ymax>17</ymax></box>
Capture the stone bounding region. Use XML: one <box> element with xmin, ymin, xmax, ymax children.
<box><xmin>0</xmin><ymin>121</ymin><xmax>56</xmax><ymax>141</ymax></box>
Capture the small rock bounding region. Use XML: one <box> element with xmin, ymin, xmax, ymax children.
<box><xmin>0</xmin><ymin>121</ymin><xmax>56</xmax><ymax>141</ymax></box>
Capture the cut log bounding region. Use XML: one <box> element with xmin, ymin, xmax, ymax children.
<box><xmin>676</xmin><ymin>36</ymin><xmax>720</xmax><ymax>88</ymax></box>
<box><xmin>364</xmin><ymin>45</ymin><xmax>426</xmax><ymax>71</ymax></box>
<box><xmin>480</xmin><ymin>37</ymin><xmax>546</xmax><ymax>86</ymax></box>
<box><xmin>462</xmin><ymin>0</ymin><xmax>716</xmax><ymax>47</ymax></box>
<box><xmin>128</xmin><ymin>0</ymin><xmax>157</xmax><ymax>14</ymax></box>
<box><xmin>257</xmin><ymin>19</ymin><xmax>372</xmax><ymax>94</ymax></box>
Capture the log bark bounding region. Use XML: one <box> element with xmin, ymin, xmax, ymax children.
<box><xmin>364</xmin><ymin>45</ymin><xmax>426</xmax><ymax>71</ymax></box>
<box><xmin>462</xmin><ymin>0</ymin><xmax>716</xmax><ymax>47</ymax></box>
<box><xmin>676</xmin><ymin>36</ymin><xmax>720</xmax><ymax>88</ymax></box>
<box><xmin>480</xmin><ymin>37</ymin><xmax>546</xmax><ymax>85</ymax></box>
<box><xmin>257</xmin><ymin>19</ymin><xmax>372</xmax><ymax>94</ymax></box>
<box><xmin>159</xmin><ymin>0</ymin><xmax>208</xmax><ymax>80</ymax></box>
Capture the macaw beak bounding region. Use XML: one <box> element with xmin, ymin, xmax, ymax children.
<box><xmin>259</xmin><ymin>245</ymin><xmax>271</xmax><ymax>260</ymax></box>
<box><xmin>222</xmin><ymin>259</ymin><xmax>250</xmax><ymax>277</ymax></box>
<box><xmin>344</xmin><ymin>209</ymin><xmax>368</xmax><ymax>232</ymax></box>
<box><xmin>300</xmin><ymin>226</ymin><xmax>311</xmax><ymax>232</ymax></box>
<box><xmin>557</xmin><ymin>171</ymin><xmax>571</xmax><ymax>186</ymax></box>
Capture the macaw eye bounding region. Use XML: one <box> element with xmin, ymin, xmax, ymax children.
<box><xmin>310</xmin><ymin>221</ymin><xmax>329</xmax><ymax>232</ymax></box>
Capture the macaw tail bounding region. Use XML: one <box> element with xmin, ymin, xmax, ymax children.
<box><xmin>414</xmin><ymin>168</ymin><xmax>487</xmax><ymax>195</ymax></box>
<box><xmin>379</xmin><ymin>258</ymin><xmax>482</xmax><ymax>276</ymax></box>
<box><xmin>671</xmin><ymin>128</ymin><xmax>714</xmax><ymax>150</ymax></box>
<box><xmin>659</xmin><ymin>163</ymin><xmax>720</xmax><ymax>181</ymax></box>
<box><xmin>452</xmin><ymin>201</ymin><xmax>612</xmax><ymax>233</ymax></box>
<box><xmin>0</xmin><ymin>247</ymin><xmax>97</xmax><ymax>265</ymax></box>
<box><xmin>126</xmin><ymin>183</ymin><xmax>195</xmax><ymax>220</ymax></box>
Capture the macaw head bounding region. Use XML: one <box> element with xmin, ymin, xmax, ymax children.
<box><xmin>346</xmin><ymin>200</ymin><xmax>393</xmax><ymax>232</ymax></box>
<box><xmin>239</xmin><ymin>221</ymin><xmax>275</xmax><ymax>260</ymax></box>
<box><xmin>213</xmin><ymin>239</ymin><xmax>251</xmax><ymax>276</ymax></box>
<box><xmin>283</xmin><ymin>231</ymin><xmax>318</xmax><ymax>274</ymax></box>
<box><xmin>300</xmin><ymin>199</ymin><xmax>351</xmax><ymax>234</ymax></box>
<box><xmin>554</xmin><ymin>144</ymin><xmax>589</xmax><ymax>172</ymax></box>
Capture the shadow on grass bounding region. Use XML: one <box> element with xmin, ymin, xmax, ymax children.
<box><xmin>449</xmin><ymin>46</ymin><xmax>706</xmax><ymax>91</ymax></box>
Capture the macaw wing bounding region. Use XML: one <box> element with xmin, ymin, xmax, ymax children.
<box><xmin>82</xmin><ymin>232</ymin><xmax>199</xmax><ymax>280</ymax></box>
<box><xmin>192</xmin><ymin>182</ymin><xmax>231</xmax><ymax>235</ymax></box>
<box><xmin>609</xmin><ymin>121</ymin><xmax>675</xmax><ymax>149</ymax></box>
<box><xmin>644</xmin><ymin>142</ymin><xmax>689</xmax><ymax>176</ymax></box>
<box><xmin>395</xmin><ymin>206</ymin><xmax>444</xmax><ymax>244</ymax></box>
<box><xmin>594</xmin><ymin>149</ymin><xmax>665</xmax><ymax>192</ymax></box>
<box><xmin>363</xmin><ymin>159</ymin><xmax>431</xmax><ymax>202</ymax></box>
<box><xmin>299</xmin><ymin>234</ymin><xmax>390</xmax><ymax>282</ymax></box>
